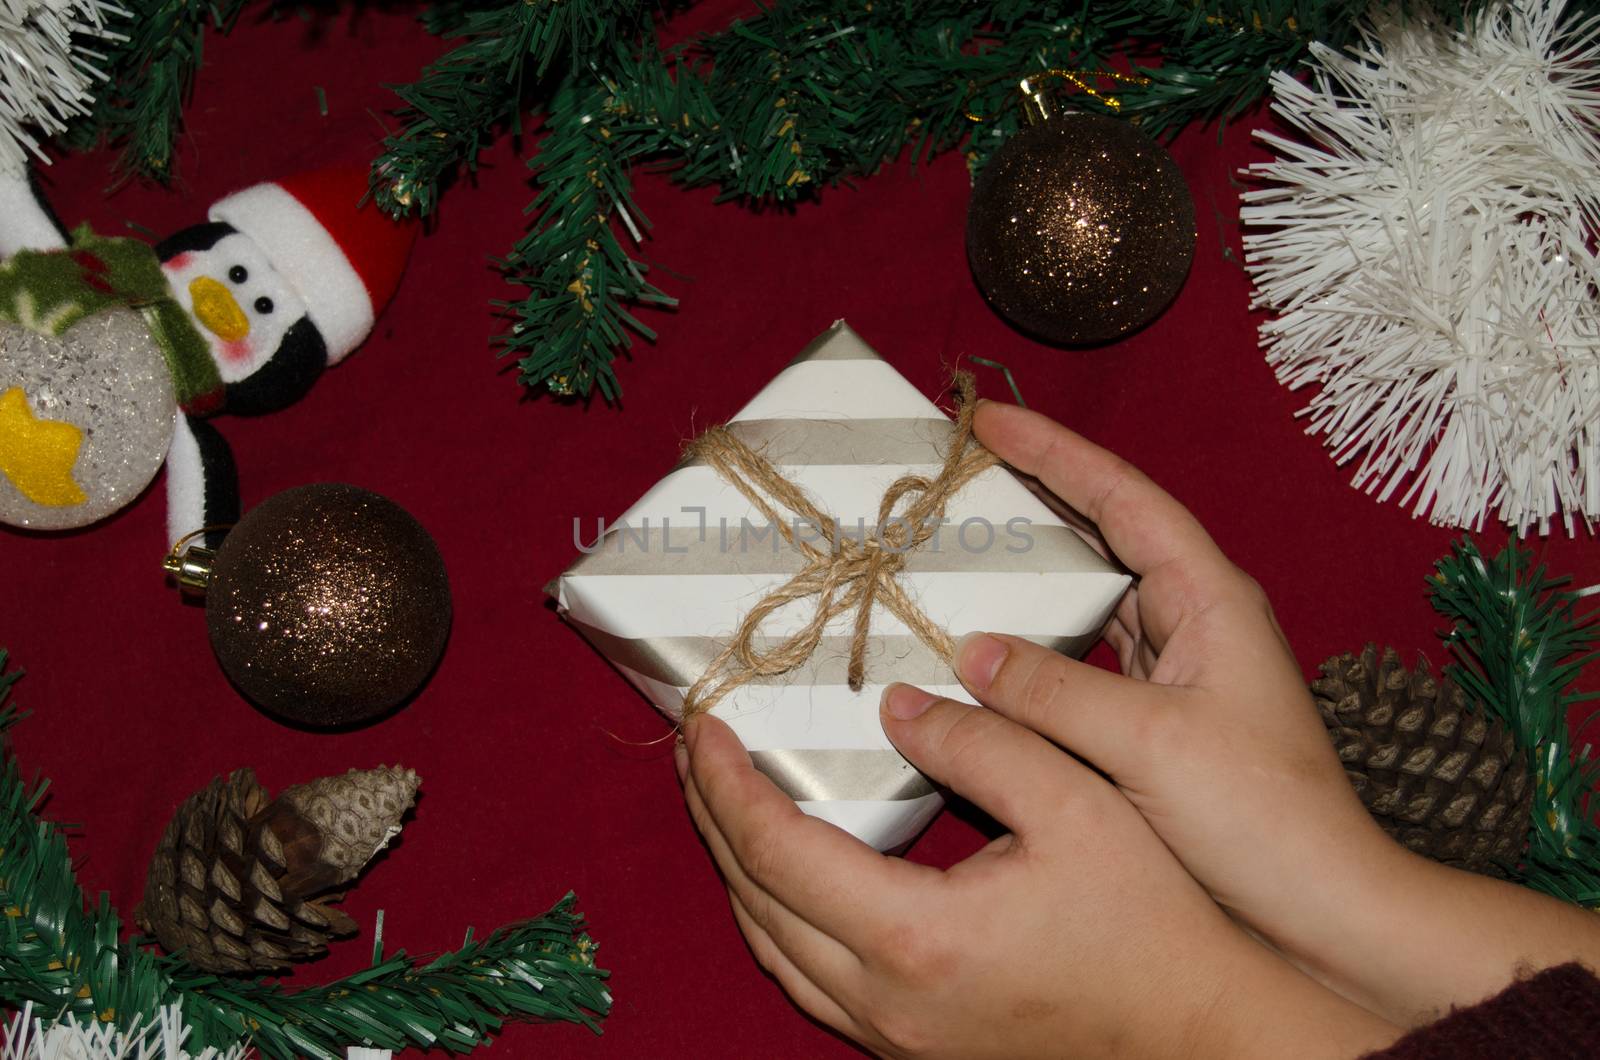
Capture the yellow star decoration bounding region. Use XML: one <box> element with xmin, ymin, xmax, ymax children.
<box><xmin>0</xmin><ymin>387</ymin><xmax>88</xmax><ymax>507</ymax></box>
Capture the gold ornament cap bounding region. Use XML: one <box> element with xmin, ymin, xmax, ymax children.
<box><xmin>163</xmin><ymin>526</ymin><xmax>236</xmax><ymax>593</ymax></box>
<box><xmin>1019</xmin><ymin>75</ymin><xmax>1054</xmax><ymax>124</ymax></box>
<box><xmin>163</xmin><ymin>538</ymin><xmax>218</xmax><ymax>593</ymax></box>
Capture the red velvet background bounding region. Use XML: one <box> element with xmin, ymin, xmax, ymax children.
<box><xmin>5</xmin><ymin>3</ymin><xmax>1596</xmax><ymax>1056</ymax></box>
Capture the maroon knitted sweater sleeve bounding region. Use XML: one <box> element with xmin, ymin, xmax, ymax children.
<box><xmin>1364</xmin><ymin>963</ymin><xmax>1600</xmax><ymax>1059</ymax></box>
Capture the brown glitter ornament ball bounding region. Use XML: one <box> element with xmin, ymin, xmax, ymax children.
<box><xmin>205</xmin><ymin>484</ymin><xmax>451</xmax><ymax>728</ymax></box>
<box><xmin>966</xmin><ymin>113</ymin><xmax>1196</xmax><ymax>346</ymax></box>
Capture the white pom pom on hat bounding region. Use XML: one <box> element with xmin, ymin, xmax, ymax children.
<box><xmin>207</xmin><ymin>166</ymin><xmax>415</xmax><ymax>365</ymax></box>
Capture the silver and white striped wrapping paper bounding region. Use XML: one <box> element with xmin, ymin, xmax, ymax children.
<box><xmin>554</xmin><ymin>322</ymin><xmax>1130</xmax><ymax>850</ymax></box>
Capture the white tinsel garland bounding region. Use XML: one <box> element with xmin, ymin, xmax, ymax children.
<box><xmin>0</xmin><ymin>0</ymin><xmax>126</xmax><ymax>178</ymax></box>
<box><xmin>1</xmin><ymin>1003</ymin><xmax>397</xmax><ymax>1060</ymax></box>
<box><xmin>2</xmin><ymin>1003</ymin><xmax>246</xmax><ymax>1060</ymax></box>
<box><xmin>1241</xmin><ymin>0</ymin><xmax>1600</xmax><ymax>533</ymax></box>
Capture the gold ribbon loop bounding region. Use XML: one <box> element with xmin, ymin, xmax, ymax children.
<box><xmin>681</xmin><ymin>374</ymin><xmax>997</xmax><ymax>717</ymax></box>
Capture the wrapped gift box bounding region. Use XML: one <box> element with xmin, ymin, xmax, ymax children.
<box><xmin>554</xmin><ymin>322</ymin><xmax>1130</xmax><ymax>850</ymax></box>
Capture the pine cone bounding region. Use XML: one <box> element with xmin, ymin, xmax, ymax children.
<box><xmin>1314</xmin><ymin>645</ymin><xmax>1532</xmax><ymax>876</ymax></box>
<box><xmin>136</xmin><ymin>765</ymin><xmax>420</xmax><ymax>973</ymax></box>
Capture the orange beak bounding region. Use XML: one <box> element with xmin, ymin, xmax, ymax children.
<box><xmin>188</xmin><ymin>276</ymin><xmax>250</xmax><ymax>342</ymax></box>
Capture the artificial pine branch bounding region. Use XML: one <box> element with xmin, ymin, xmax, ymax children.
<box><xmin>0</xmin><ymin>650</ymin><xmax>611</xmax><ymax>1059</ymax></box>
<box><xmin>374</xmin><ymin>0</ymin><xmax>652</xmax><ymax>219</ymax></box>
<box><xmin>66</xmin><ymin>0</ymin><xmax>251</xmax><ymax>178</ymax></box>
<box><xmin>5</xmin><ymin>1002</ymin><xmax>247</xmax><ymax>1060</ymax></box>
<box><xmin>0</xmin><ymin>0</ymin><xmax>125</xmax><ymax>177</ymax></box>
<box><xmin>496</xmin><ymin>48</ymin><xmax>682</xmax><ymax>399</ymax></box>
<box><xmin>1241</xmin><ymin>0</ymin><xmax>1600</xmax><ymax>532</ymax></box>
<box><xmin>168</xmin><ymin>896</ymin><xmax>611</xmax><ymax>1057</ymax></box>
<box><xmin>1429</xmin><ymin>538</ymin><xmax>1600</xmax><ymax>904</ymax></box>
<box><xmin>0</xmin><ymin>651</ymin><xmax>17</xmax><ymax>727</ymax></box>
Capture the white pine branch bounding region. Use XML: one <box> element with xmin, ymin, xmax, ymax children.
<box><xmin>0</xmin><ymin>0</ymin><xmax>128</xmax><ymax>178</ymax></box>
<box><xmin>1</xmin><ymin>1003</ymin><xmax>400</xmax><ymax>1059</ymax></box>
<box><xmin>1241</xmin><ymin>0</ymin><xmax>1600</xmax><ymax>533</ymax></box>
<box><xmin>2</xmin><ymin>1002</ymin><xmax>249</xmax><ymax>1060</ymax></box>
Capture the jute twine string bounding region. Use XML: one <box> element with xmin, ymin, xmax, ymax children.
<box><xmin>681</xmin><ymin>375</ymin><xmax>997</xmax><ymax>718</ymax></box>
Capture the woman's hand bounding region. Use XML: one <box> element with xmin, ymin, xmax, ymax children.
<box><xmin>948</xmin><ymin>400</ymin><xmax>1600</xmax><ymax>1024</ymax></box>
<box><xmin>678</xmin><ymin>696</ymin><xmax>1399</xmax><ymax>1058</ymax></box>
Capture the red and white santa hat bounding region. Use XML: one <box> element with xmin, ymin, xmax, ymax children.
<box><xmin>207</xmin><ymin>167</ymin><xmax>415</xmax><ymax>365</ymax></box>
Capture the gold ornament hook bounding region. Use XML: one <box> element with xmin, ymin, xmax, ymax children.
<box><xmin>162</xmin><ymin>525</ymin><xmax>233</xmax><ymax>593</ymax></box>
<box><xmin>965</xmin><ymin>68</ymin><xmax>1152</xmax><ymax>125</ymax></box>
<box><xmin>1021</xmin><ymin>68</ymin><xmax>1152</xmax><ymax>122</ymax></box>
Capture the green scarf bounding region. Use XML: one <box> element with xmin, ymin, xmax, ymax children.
<box><xmin>0</xmin><ymin>226</ymin><xmax>222</xmax><ymax>413</ymax></box>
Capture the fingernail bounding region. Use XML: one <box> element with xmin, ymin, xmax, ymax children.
<box><xmin>673</xmin><ymin>737</ymin><xmax>688</xmax><ymax>782</ymax></box>
<box><xmin>882</xmin><ymin>683</ymin><xmax>938</xmax><ymax>721</ymax></box>
<box><xmin>956</xmin><ymin>632</ymin><xmax>1008</xmax><ymax>692</ymax></box>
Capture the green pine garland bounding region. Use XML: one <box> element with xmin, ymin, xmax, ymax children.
<box><xmin>1429</xmin><ymin>538</ymin><xmax>1600</xmax><ymax>905</ymax></box>
<box><xmin>0</xmin><ymin>650</ymin><xmax>611</xmax><ymax>1059</ymax></box>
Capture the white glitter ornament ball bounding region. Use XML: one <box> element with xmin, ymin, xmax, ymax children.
<box><xmin>0</xmin><ymin>309</ymin><xmax>177</xmax><ymax>530</ymax></box>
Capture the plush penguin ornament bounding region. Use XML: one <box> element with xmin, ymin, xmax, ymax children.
<box><xmin>0</xmin><ymin>167</ymin><xmax>413</xmax><ymax>544</ymax></box>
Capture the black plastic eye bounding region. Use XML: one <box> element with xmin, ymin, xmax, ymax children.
<box><xmin>254</xmin><ymin>296</ymin><xmax>274</xmax><ymax>315</ymax></box>
<box><xmin>228</xmin><ymin>265</ymin><xmax>248</xmax><ymax>284</ymax></box>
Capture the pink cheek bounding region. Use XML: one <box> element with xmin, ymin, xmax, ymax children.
<box><xmin>220</xmin><ymin>338</ymin><xmax>255</xmax><ymax>365</ymax></box>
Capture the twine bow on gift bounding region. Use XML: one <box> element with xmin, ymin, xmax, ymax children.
<box><xmin>680</xmin><ymin>374</ymin><xmax>998</xmax><ymax>717</ymax></box>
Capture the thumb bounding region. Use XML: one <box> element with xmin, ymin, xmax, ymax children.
<box><xmin>879</xmin><ymin>684</ymin><xmax>1116</xmax><ymax>839</ymax></box>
